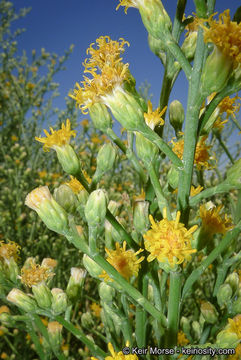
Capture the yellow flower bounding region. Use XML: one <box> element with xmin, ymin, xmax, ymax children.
<box><xmin>144</xmin><ymin>100</ymin><xmax>166</xmax><ymax>130</ymax></box>
<box><xmin>90</xmin><ymin>302</ymin><xmax>102</xmax><ymax>318</ymax></box>
<box><xmin>218</xmin><ymin>95</ymin><xmax>241</xmax><ymax>118</ymax></box>
<box><xmin>228</xmin><ymin>343</ymin><xmax>241</xmax><ymax>359</ymax></box>
<box><xmin>0</xmin><ymin>241</ymin><xmax>20</xmax><ymax>262</ymax></box>
<box><xmin>190</xmin><ymin>185</ymin><xmax>203</xmax><ymax>197</ymax></box>
<box><xmin>35</xmin><ymin>119</ymin><xmax>76</xmax><ymax>152</ymax></box>
<box><xmin>116</xmin><ymin>0</ymin><xmax>138</xmax><ymax>14</ymax></box>
<box><xmin>20</xmin><ymin>260</ymin><xmax>55</xmax><ymax>287</ymax></box>
<box><xmin>11</xmin><ymin>135</ymin><xmax>18</xmax><ymax>142</ymax></box>
<box><xmin>171</xmin><ymin>135</ymin><xmax>215</xmax><ymax>170</ymax></box>
<box><xmin>0</xmin><ymin>306</ymin><xmax>10</xmax><ymax>315</ymax></box>
<box><xmin>199</xmin><ymin>204</ymin><xmax>233</xmax><ymax>236</ymax></box>
<box><xmin>177</xmin><ymin>330</ymin><xmax>189</xmax><ymax>346</ymax></box>
<box><xmin>65</xmin><ymin>172</ymin><xmax>91</xmax><ymax>194</ymax></box>
<box><xmin>100</xmin><ymin>241</ymin><xmax>144</xmax><ymax>281</ymax></box>
<box><xmin>212</xmin><ymin>117</ymin><xmax>228</xmax><ymax>132</ymax></box>
<box><xmin>38</xmin><ymin>170</ymin><xmax>47</xmax><ymax>178</ymax></box>
<box><xmin>91</xmin><ymin>342</ymin><xmax>138</xmax><ymax>360</ymax></box>
<box><xmin>184</xmin><ymin>13</ymin><xmax>201</xmax><ymax>35</ymax></box>
<box><xmin>202</xmin><ymin>10</ymin><xmax>241</xmax><ymax>68</ymax></box>
<box><xmin>69</xmin><ymin>36</ymin><xmax>131</xmax><ymax>114</ymax></box>
<box><xmin>227</xmin><ymin>315</ymin><xmax>241</xmax><ymax>339</ymax></box>
<box><xmin>143</xmin><ymin>208</ymin><xmax>197</xmax><ymax>267</ymax></box>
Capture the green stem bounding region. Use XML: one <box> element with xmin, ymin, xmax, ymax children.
<box><xmin>92</xmin><ymin>253</ymin><xmax>167</xmax><ymax>328</ymax></box>
<box><xmin>182</xmin><ymin>222</ymin><xmax>241</xmax><ymax>300</ymax></box>
<box><xmin>106</xmin><ymin>127</ymin><xmax>147</xmax><ymax>183</ymax></box>
<box><xmin>231</xmin><ymin>114</ymin><xmax>241</xmax><ymax>132</ymax></box>
<box><xmin>27</xmin><ymin>328</ymin><xmax>46</xmax><ymax>360</ymax></box>
<box><xmin>165</xmin><ymin>37</ymin><xmax>192</xmax><ymax>80</ymax></box>
<box><xmin>55</xmin><ymin>315</ymin><xmax>106</xmax><ymax>359</ymax></box>
<box><xmin>3</xmin><ymin>335</ymin><xmax>19</xmax><ymax>355</ymax></box>
<box><xmin>138</xmin><ymin>124</ymin><xmax>183</xmax><ymax>168</ymax></box>
<box><xmin>234</xmin><ymin>190</ymin><xmax>241</xmax><ymax>224</ymax></box>
<box><xmin>189</xmin><ymin>182</ymin><xmax>241</xmax><ymax>207</ymax></box>
<box><xmin>148</xmin><ymin>163</ymin><xmax>171</xmax><ymax>218</ymax></box>
<box><xmin>177</xmin><ymin>28</ymin><xmax>206</xmax><ymax>223</ymax></box>
<box><xmin>165</xmin><ymin>272</ymin><xmax>182</xmax><ymax>351</ymax></box>
<box><xmin>135</xmin><ymin>275</ymin><xmax>148</xmax><ymax>348</ymax></box>
<box><xmin>215</xmin><ymin>133</ymin><xmax>234</xmax><ymax>164</ymax></box>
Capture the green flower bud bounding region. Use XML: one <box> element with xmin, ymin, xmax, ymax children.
<box><xmin>217</xmin><ymin>283</ymin><xmax>233</xmax><ymax>307</ymax></box>
<box><xmin>89</xmin><ymin>103</ymin><xmax>112</xmax><ymax>131</ymax></box>
<box><xmin>54</xmin><ymin>184</ymin><xmax>77</xmax><ymax>213</ymax></box>
<box><xmin>111</xmin><ymin>217</ymin><xmax>126</xmax><ymax>243</ymax></box>
<box><xmin>47</xmin><ymin>321</ymin><xmax>63</xmax><ymax>352</ymax></box>
<box><xmin>167</xmin><ymin>165</ymin><xmax>179</xmax><ymax>189</ymax></box>
<box><xmin>66</xmin><ymin>267</ymin><xmax>86</xmax><ymax>301</ymax></box>
<box><xmin>108</xmin><ymin>201</ymin><xmax>120</xmax><ymax>217</ymax></box>
<box><xmin>138</xmin><ymin>0</ymin><xmax>172</xmax><ymax>39</ymax></box>
<box><xmin>216</xmin><ymin>329</ymin><xmax>240</xmax><ymax>348</ymax></box>
<box><xmin>55</xmin><ymin>144</ymin><xmax>80</xmax><ymax>176</ymax></box>
<box><xmin>104</xmin><ymin>220</ymin><xmax>114</xmax><ymax>249</ymax></box>
<box><xmin>225</xmin><ymin>272</ymin><xmax>239</xmax><ymax>295</ymax></box>
<box><xmin>181</xmin><ymin>32</ymin><xmax>197</xmax><ymax>61</ymax></box>
<box><xmin>32</xmin><ymin>283</ymin><xmax>52</xmax><ymax>309</ymax></box>
<box><xmin>225</xmin><ymin>158</ymin><xmax>241</xmax><ymax>186</ymax></box>
<box><xmin>81</xmin><ymin>312</ymin><xmax>93</xmax><ymax>328</ymax></box>
<box><xmin>99</xmin><ymin>282</ymin><xmax>115</xmax><ymax>303</ymax></box>
<box><xmin>200</xmin><ymin>301</ymin><xmax>219</xmax><ymax>324</ymax></box>
<box><xmin>133</xmin><ymin>199</ymin><xmax>150</xmax><ymax>234</ymax></box>
<box><xmin>5</xmin><ymin>257</ymin><xmax>19</xmax><ymax>283</ymax></box>
<box><xmin>200</xmin><ymin>46</ymin><xmax>233</xmax><ymax>96</ymax></box>
<box><xmin>180</xmin><ymin>316</ymin><xmax>191</xmax><ymax>336</ymax></box>
<box><xmin>192</xmin><ymin>320</ymin><xmax>201</xmax><ymax>340</ymax></box>
<box><xmin>169</xmin><ymin>100</ymin><xmax>185</xmax><ymax>134</ymax></box>
<box><xmin>95</xmin><ymin>143</ymin><xmax>117</xmax><ymax>177</ymax></box>
<box><xmin>103</xmin><ymin>88</ymin><xmax>144</xmax><ymax>131</ymax></box>
<box><xmin>201</xmin><ymin>107</ymin><xmax>220</xmax><ymax>134</ymax></box>
<box><xmin>7</xmin><ymin>289</ymin><xmax>37</xmax><ymax>313</ymax></box>
<box><xmin>25</xmin><ymin>186</ymin><xmax>68</xmax><ymax>235</ymax></box>
<box><xmin>103</xmin><ymin>303</ymin><xmax>121</xmax><ymax>335</ymax></box>
<box><xmin>0</xmin><ymin>312</ymin><xmax>15</xmax><ymax>328</ymax></box>
<box><xmin>51</xmin><ymin>288</ymin><xmax>68</xmax><ymax>315</ymax></box>
<box><xmin>135</xmin><ymin>132</ymin><xmax>158</xmax><ymax>164</ymax></box>
<box><xmin>232</xmin><ymin>297</ymin><xmax>241</xmax><ymax>314</ymax></box>
<box><xmin>148</xmin><ymin>34</ymin><xmax>166</xmax><ymax>64</ymax></box>
<box><xmin>83</xmin><ymin>255</ymin><xmax>102</xmax><ymax>278</ymax></box>
<box><xmin>84</xmin><ymin>189</ymin><xmax>107</xmax><ymax>226</ymax></box>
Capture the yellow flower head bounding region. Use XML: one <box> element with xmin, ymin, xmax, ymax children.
<box><xmin>227</xmin><ymin>315</ymin><xmax>241</xmax><ymax>339</ymax></box>
<box><xmin>90</xmin><ymin>302</ymin><xmax>102</xmax><ymax>318</ymax></box>
<box><xmin>91</xmin><ymin>342</ymin><xmax>138</xmax><ymax>360</ymax></box>
<box><xmin>171</xmin><ymin>135</ymin><xmax>215</xmax><ymax>170</ymax></box>
<box><xmin>35</xmin><ymin>119</ymin><xmax>76</xmax><ymax>152</ymax></box>
<box><xmin>202</xmin><ymin>10</ymin><xmax>241</xmax><ymax>67</ymax></box>
<box><xmin>143</xmin><ymin>208</ymin><xmax>197</xmax><ymax>267</ymax></box>
<box><xmin>116</xmin><ymin>1</ymin><xmax>138</xmax><ymax>14</ymax></box>
<box><xmin>20</xmin><ymin>260</ymin><xmax>55</xmax><ymax>287</ymax></box>
<box><xmin>199</xmin><ymin>204</ymin><xmax>233</xmax><ymax>236</ymax></box>
<box><xmin>100</xmin><ymin>241</ymin><xmax>144</xmax><ymax>281</ymax></box>
<box><xmin>212</xmin><ymin>117</ymin><xmax>228</xmax><ymax>132</ymax></box>
<box><xmin>0</xmin><ymin>241</ymin><xmax>20</xmax><ymax>262</ymax></box>
<box><xmin>190</xmin><ymin>185</ymin><xmax>203</xmax><ymax>197</ymax></box>
<box><xmin>69</xmin><ymin>36</ymin><xmax>131</xmax><ymax>114</ymax></box>
<box><xmin>144</xmin><ymin>101</ymin><xmax>166</xmax><ymax>130</ymax></box>
<box><xmin>218</xmin><ymin>95</ymin><xmax>241</xmax><ymax>118</ymax></box>
<box><xmin>65</xmin><ymin>172</ymin><xmax>91</xmax><ymax>194</ymax></box>
<box><xmin>177</xmin><ymin>330</ymin><xmax>189</xmax><ymax>346</ymax></box>
<box><xmin>0</xmin><ymin>306</ymin><xmax>10</xmax><ymax>315</ymax></box>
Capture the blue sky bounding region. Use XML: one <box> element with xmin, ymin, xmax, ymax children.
<box><xmin>11</xmin><ymin>0</ymin><xmax>240</xmax><ymax>134</ymax></box>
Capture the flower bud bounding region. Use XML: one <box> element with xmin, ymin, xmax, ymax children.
<box><xmin>167</xmin><ymin>165</ymin><xmax>179</xmax><ymax>189</ymax></box>
<box><xmin>95</xmin><ymin>143</ymin><xmax>117</xmax><ymax>177</ymax></box>
<box><xmin>83</xmin><ymin>254</ymin><xmax>102</xmax><ymax>278</ymax></box>
<box><xmin>25</xmin><ymin>186</ymin><xmax>68</xmax><ymax>234</ymax></box>
<box><xmin>89</xmin><ymin>103</ymin><xmax>112</xmax><ymax>131</ymax></box>
<box><xmin>225</xmin><ymin>273</ymin><xmax>239</xmax><ymax>295</ymax></box>
<box><xmin>55</xmin><ymin>144</ymin><xmax>80</xmax><ymax>176</ymax></box>
<box><xmin>180</xmin><ymin>316</ymin><xmax>191</xmax><ymax>336</ymax></box>
<box><xmin>192</xmin><ymin>321</ymin><xmax>201</xmax><ymax>340</ymax></box>
<box><xmin>200</xmin><ymin>301</ymin><xmax>218</xmax><ymax>324</ymax></box>
<box><xmin>217</xmin><ymin>283</ymin><xmax>233</xmax><ymax>307</ymax></box>
<box><xmin>32</xmin><ymin>282</ymin><xmax>52</xmax><ymax>309</ymax></box>
<box><xmin>135</xmin><ymin>132</ymin><xmax>158</xmax><ymax>164</ymax></box>
<box><xmin>133</xmin><ymin>199</ymin><xmax>150</xmax><ymax>234</ymax></box>
<box><xmin>148</xmin><ymin>34</ymin><xmax>166</xmax><ymax>64</ymax></box>
<box><xmin>99</xmin><ymin>282</ymin><xmax>115</xmax><ymax>303</ymax></box>
<box><xmin>232</xmin><ymin>297</ymin><xmax>241</xmax><ymax>314</ymax></box>
<box><xmin>81</xmin><ymin>312</ymin><xmax>93</xmax><ymax>328</ymax></box>
<box><xmin>66</xmin><ymin>267</ymin><xmax>86</xmax><ymax>301</ymax></box>
<box><xmin>108</xmin><ymin>201</ymin><xmax>120</xmax><ymax>217</ymax></box>
<box><xmin>84</xmin><ymin>189</ymin><xmax>107</xmax><ymax>226</ymax></box>
<box><xmin>200</xmin><ymin>46</ymin><xmax>233</xmax><ymax>96</ymax></box>
<box><xmin>169</xmin><ymin>100</ymin><xmax>185</xmax><ymax>134</ymax></box>
<box><xmin>103</xmin><ymin>303</ymin><xmax>121</xmax><ymax>335</ymax></box>
<box><xmin>103</xmin><ymin>88</ymin><xmax>144</xmax><ymax>131</ymax></box>
<box><xmin>51</xmin><ymin>288</ymin><xmax>68</xmax><ymax>315</ymax></box>
<box><xmin>7</xmin><ymin>289</ymin><xmax>37</xmax><ymax>313</ymax></box>
<box><xmin>47</xmin><ymin>321</ymin><xmax>63</xmax><ymax>351</ymax></box>
<box><xmin>54</xmin><ymin>184</ymin><xmax>77</xmax><ymax>213</ymax></box>
<box><xmin>225</xmin><ymin>158</ymin><xmax>241</xmax><ymax>186</ymax></box>
<box><xmin>216</xmin><ymin>329</ymin><xmax>240</xmax><ymax>348</ymax></box>
<box><xmin>181</xmin><ymin>32</ymin><xmax>197</xmax><ymax>61</ymax></box>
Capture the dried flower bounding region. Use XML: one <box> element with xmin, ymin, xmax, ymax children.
<box><xmin>143</xmin><ymin>208</ymin><xmax>197</xmax><ymax>267</ymax></box>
